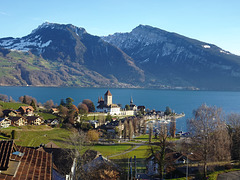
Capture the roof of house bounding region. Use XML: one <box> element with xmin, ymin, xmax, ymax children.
<box><xmin>38</xmin><ymin>144</ymin><xmax>74</xmax><ymax>176</ymax></box>
<box><xmin>8</xmin><ymin>116</ymin><xmax>25</xmax><ymax>121</ymax></box>
<box><xmin>51</xmin><ymin>108</ymin><xmax>59</xmax><ymax>111</ymax></box>
<box><xmin>19</xmin><ymin>106</ymin><xmax>34</xmax><ymax>112</ymax></box>
<box><xmin>0</xmin><ymin>140</ymin><xmax>52</xmax><ymax>179</ymax></box>
<box><xmin>0</xmin><ymin>140</ymin><xmax>17</xmax><ymax>170</ymax></box>
<box><xmin>109</xmin><ymin>104</ymin><xmax>119</xmax><ymax>108</ymax></box>
<box><xmin>45</xmin><ymin>141</ymin><xmax>60</xmax><ymax>149</ymax></box>
<box><xmin>26</xmin><ymin>116</ymin><xmax>42</xmax><ymax>121</ymax></box>
<box><xmin>105</xmin><ymin>90</ymin><xmax>112</xmax><ymax>96</ymax></box>
<box><xmin>0</xmin><ymin>118</ymin><xmax>5</xmax><ymax>122</ymax></box>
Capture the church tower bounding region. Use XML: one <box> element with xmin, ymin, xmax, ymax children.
<box><xmin>130</xmin><ymin>96</ymin><xmax>133</xmax><ymax>106</ymax></box>
<box><xmin>104</xmin><ymin>90</ymin><xmax>112</xmax><ymax>106</ymax></box>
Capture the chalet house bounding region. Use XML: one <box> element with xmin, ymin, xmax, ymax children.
<box><xmin>146</xmin><ymin>151</ymin><xmax>201</xmax><ymax>176</ymax></box>
<box><xmin>26</xmin><ymin>116</ymin><xmax>43</xmax><ymax>125</ymax></box>
<box><xmin>0</xmin><ymin>118</ymin><xmax>11</xmax><ymax>128</ymax></box>
<box><xmin>9</xmin><ymin>116</ymin><xmax>27</xmax><ymax>126</ymax></box>
<box><xmin>0</xmin><ymin>140</ymin><xmax>52</xmax><ymax>179</ymax></box>
<box><xmin>82</xmin><ymin>150</ymin><xmax>121</xmax><ymax>179</ymax></box>
<box><xmin>3</xmin><ymin>109</ymin><xmax>21</xmax><ymax>117</ymax></box>
<box><xmin>50</xmin><ymin>108</ymin><xmax>59</xmax><ymax>114</ymax></box>
<box><xmin>18</xmin><ymin>106</ymin><xmax>34</xmax><ymax>115</ymax></box>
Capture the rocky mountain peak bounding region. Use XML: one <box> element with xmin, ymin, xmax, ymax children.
<box><xmin>31</xmin><ymin>22</ymin><xmax>87</xmax><ymax>37</ymax></box>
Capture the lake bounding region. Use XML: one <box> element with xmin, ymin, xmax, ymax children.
<box><xmin>1</xmin><ymin>86</ymin><xmax>240</xmax><ymax>131</ymax></box>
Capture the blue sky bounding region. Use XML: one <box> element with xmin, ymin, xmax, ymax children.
<box><xmin>1</xmin><ymin>0</ymin><xmax>240</xmax><ymax>55</ymax></box>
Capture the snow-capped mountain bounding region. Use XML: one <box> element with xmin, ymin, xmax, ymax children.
<box><xmin>0</xmin><ymin>22</ymin><xmax>144</xmax><ymax>87</ymax></box>
<box><xmin>0</xmin><ymin>23</ymin><xmax>85</xmax><ymax>53</ymax></box>
<box><xmin>103</xmin><ymin>25</ymin><xmax>240</xmax><ymax>90</ymax></box>
<box><xmin>1</xmin><ymin>23</ymin><xmax>240</xmax><ymax>90</ymax></box>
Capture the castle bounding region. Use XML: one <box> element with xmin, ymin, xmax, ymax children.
<box><xmin>97</xmin><ymin>90</ymin><xmax>137</xmax><ymax>116</ymax></box>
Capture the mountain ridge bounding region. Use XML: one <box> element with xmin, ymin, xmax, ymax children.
<box><xmin>102</xmin><ymin>24</ymin><xmax>240</xmax><ymax>90</ymax></box>
<box><xmin>0</xmin><ymin>23</ymin><xmax>240</xmax><ymax>90</ymax></box>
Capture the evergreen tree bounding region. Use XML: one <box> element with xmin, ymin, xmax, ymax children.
<box><xmin>125</xmin><ymin>104</ymin><xmax>130</xmax><ymax>110</ymax></box>
<box><xmin>66</xmin><ymin>97</ymin><xmax>74</xmax><ymax>108</ymax></box>
<box><xmin>60</xmin><ymin>99</ymin><xmax>66</xmax><ymax>106</ymax></box>
<box><xmin>23</xmin><ymin>95</ymin><xmax>27</xmax><ymax>104</ymax></box>
<box><xmin>30</xmin><ymin>100</ymin><xmax>37</xmax><ymax>110</ymax></box>
<box><xmin>11</xmin><ymin>130</ymin><xmax>16</xmax><ymax>139</ymax></box>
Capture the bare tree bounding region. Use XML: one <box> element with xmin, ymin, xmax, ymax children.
<box><xmin>98</xmin><ymin>114</ymin><xmax>105</xmax><ymax>126</ymax></box>
<box><xmin>118</xmin><ymin>120</ymin><xmax>122</xmax><ymax>138</ymax></box>
<box><xmin>143</xmin><ymin>120</ymin><xmax>147</xmax><ymax>134</ymax></box>
<box><xmin>148</xmin><ymin>123</ymin><xmax>168</xmax><ymax>180</ymax></box>
<box><xmin>169</xmin><ymin>117</ymin><xmax>176</xmax><ymax>138</ymax></box>
<box><xmin>82</xmin><ymin>99</ymin><xmax>95</xmax><ymax>112</ymax></box>
<box><xmin>149</xmin><ymin>122</ymin><xmax>153</xmax><ymax>143</ymax></box>
<box><xmin>129</xmin><ymin>120</ymin><xmax>134</xmax><ymax>140</ymax></box>
<box><xmin>227</xmin><ymin>113</ymin><xmax>240</xmax><ymax>161</ymax></box>
<box><xmin>64</xmin><ymin>130</ymin><xmax>90</xmax><ymax>179</ymax></box>
<box><xmin>19</xmin><ymin>95</ymin><xmax>37</xmax><ymax>105</ymax></box>
<box><xmin>138</xmin><ymin>118</ymin><xmax>142</xmax><ymax>135</ymax></box>
<box><xmin>0</xmin><ymin>94</ymin><xmax>8</xmax><ymax>102</ymax></box>
<box><xmin>78</xmin><ymin>103</ymin><xmax>89</xmax><ymax>114</ymax></box>
<box><xmin>132</xmin><ymin>117</ymin><xmax>138</xmax><ymax>134</ymax></box>
<box><xmin>187</xmin><ymin>104</ymin><xmax>231</xmax><ymax>178</ymax></box>
<box><xmin>59</xmin><ymin>105</ymin><xmax>69</xmax><ymax>117</ymax></box>
<box><xmin>123</xmin><ymin>120</ymin><xmax>128</xmax><ymax>140</ymax></box>
<box><xmin>44</xmin><ymin>99</ymin><xmax>54</xmax><ymax>110</ymax></box>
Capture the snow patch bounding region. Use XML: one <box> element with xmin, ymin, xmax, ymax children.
<box><xmin>0</xmin><ymin>37</ymin><xmax>52</xmax><ymax>52</ymax></box>
<box><xmin>41</xmin><ymin>40</ymin><xmax>52</xmax><ymax>48</ymax></box>
<box><xmin>220</xmin><ymin>50</ymin><xmax>230</xmax><ymax>55</ymax></box>
<box><xmin>0</xmin><ymin>39</ymin><xmax>14</xmax><ymax>46</ymax></box>
<box><xmin>202</xmin><ymin>45</ymin><xmax>211</xmax><ymax>49</ymax></box>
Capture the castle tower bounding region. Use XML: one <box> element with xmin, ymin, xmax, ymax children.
<box><xmin>104</xmin><ymin>90</ymin><xmax>112</xmax><ymax>106</ymax></box>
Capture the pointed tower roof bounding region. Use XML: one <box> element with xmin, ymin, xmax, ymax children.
<box><xmin>130</xmin><ymin>96</ymin><xmax>133</xmax><ymax>104</ymax></box>
<box><xmin>104</xmin><ymin>90</ymin><xmax>112</xmax><ymax>96</ymax></box>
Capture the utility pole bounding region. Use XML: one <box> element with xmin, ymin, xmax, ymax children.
<box><xmin>130</xmin><ymin>157</ymin><xmax>132</xmax><ymax>180</ymax></box>
<box><xmin>134</xmin><ymin>156</ymin><xmax>137</xmax><ymax>179</ymax></box>
<box><xmin>127</xmin><ymin>158</ymin><xmax>129</xmax><ymax>180</ymax></box>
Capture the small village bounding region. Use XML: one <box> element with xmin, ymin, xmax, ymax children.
<box><xmin>0</xmin><ymin>90</ymin><xmax>240</xmax><ymax>180</ymax></box>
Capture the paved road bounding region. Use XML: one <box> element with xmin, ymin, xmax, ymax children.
<box><xmin>217</xmin><ymin>171</ymin><xmax>240</xmax><ymax>180</ymax></box>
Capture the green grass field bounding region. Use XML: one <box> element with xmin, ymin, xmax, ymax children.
<box><xmin>134</xmin><ymin>134</ymin><xmax>179</xmax><ymax>142</ymax></box>
<box><xmin>0</xmin><ymin>126</ymin><xmax>73</xmax><ymax>147</ymax></box>
<box><xmin>91</xmin><ymin>143</ymin><xmax>134</xmax><ymax>157</ymax></box>
<box><xmin>37</xmin><ymin>112</ymin><xmax>58</xmax><ymax>120</ymax></box>
<box><xmin>0</xmin><ymin>101</ymin><xmax>27</xmax><ymax>109</ymax></box>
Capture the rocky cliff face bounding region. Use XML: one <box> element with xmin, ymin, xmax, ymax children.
<box><xmin>103</xmin><ymin>25</ymin><xmax>240</xmax><ymax>90</ymax></box>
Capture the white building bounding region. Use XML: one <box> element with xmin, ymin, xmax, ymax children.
<box><xmin>97</xmin><ymin>90</ymin><xmax>138</xmax><ymax>116</ymax></box>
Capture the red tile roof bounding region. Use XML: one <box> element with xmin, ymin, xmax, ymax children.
<box><xmin>0</xmin><ymin>141</ymin><xmax>52</xmax><ymax>179</ymax></box>
<box><xmin>0</xmin><ymin>140</ymin><xmax>17</xmax><ymax>170</ymax></box>
<box><xmin>104</xmin><ymin>90</ymin><xmax>112</xmax><ymax>96</ymax></box>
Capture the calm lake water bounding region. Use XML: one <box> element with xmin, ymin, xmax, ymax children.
<box><xmin>1</xmin><ymin>86</ymin><xmax>240</xmax><ymax>131</ymax></box>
